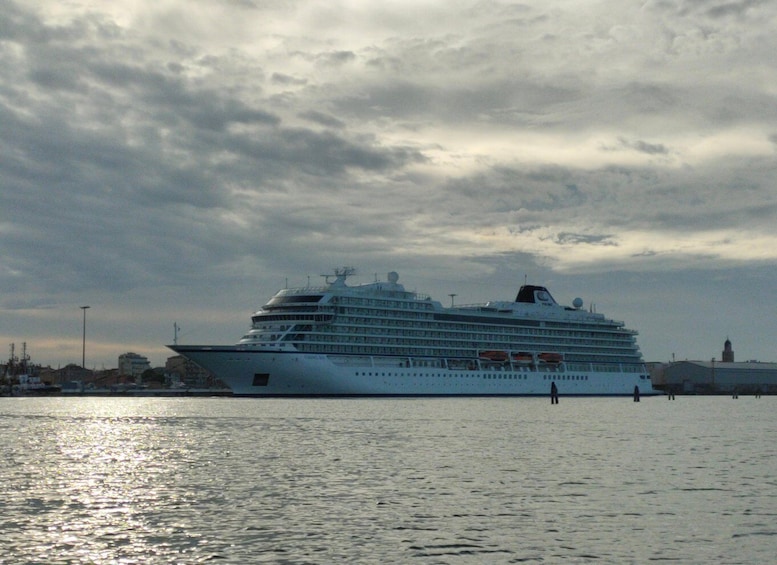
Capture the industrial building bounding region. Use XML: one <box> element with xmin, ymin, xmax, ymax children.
<box><xmin>650</xmin><ymin>339</ymin><xmax>777</xmax><ymax>394</ymax></box>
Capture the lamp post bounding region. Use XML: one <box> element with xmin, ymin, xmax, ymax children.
<box><xmin>80</xmin><ymin>306</ymin><xmax>90</xmax><ymax>368</ymax></box>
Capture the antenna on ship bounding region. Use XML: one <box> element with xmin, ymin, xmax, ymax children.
<box><xmin>173</xmin><ymin>322</ymin><xmax>180</xmax><ymax>345</ymax></box>
<box><xmin>449</xmin><ymin>293</ymin><xmax>457</xmax><ymax>307</ymax></box>
<box><xmin>336</xmin><ymin>266</ymin><xmax>356</xmax><ymax>278</ymax></box>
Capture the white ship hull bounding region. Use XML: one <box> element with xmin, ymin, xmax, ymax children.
<box><xmin>171</xmin><ymin>346</ymin><xmax>655</xmax><ymax>397</ymax></box>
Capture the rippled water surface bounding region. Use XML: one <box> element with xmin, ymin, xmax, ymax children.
<box><xmin>1</xmin><ymin>396</ymin><xmax>776</xmax><ymax>563</ymax></box>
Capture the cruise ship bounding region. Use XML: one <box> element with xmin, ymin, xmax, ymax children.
<box><xmin>170</xmin><ymin>268</ymin><xmax>655</xmax><ymax>396</ymax></box>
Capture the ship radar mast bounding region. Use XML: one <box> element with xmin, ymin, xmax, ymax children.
<box><xmin>322</xmin><ymin>266</ymin><xmax>356</xmax><ymax>285</ymax></box>
<box><xmin>335</xmin><ymin>266</ymin><xmax>356</xmax><ymax>278</ymax></box>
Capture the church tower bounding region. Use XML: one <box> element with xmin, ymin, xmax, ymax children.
<box><xmin>722</xmin><ymin>338</ymin><xmax>734</xmax><ymax>362</ymax></box>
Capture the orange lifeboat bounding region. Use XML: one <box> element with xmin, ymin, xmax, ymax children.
<box><xmin>512</xmin><ymin>352</ymin><xmax>534</xmax><ymax>364</ymax></box>
<box><xmin>538</xmin><ymin>352</ymin><xmax>563</xmax><ymax>364</ymax></box>
<box><xmin>479</xmin><ymin>350</ymin><xmax>508</xmax><ymax>362</ymax></box>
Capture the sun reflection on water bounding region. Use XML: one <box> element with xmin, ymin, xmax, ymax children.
<box><xmin>4</xmin><ymin>396</ymin><xmax>777</xmax><ymax>563</ymax></box>
<box><xmin>1</xmin><ymin>400</ymin><xmax>216</xmax><ymax>563</ymax></box>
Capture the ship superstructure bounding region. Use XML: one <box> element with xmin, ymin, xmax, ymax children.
<box><xmin>170</xmin><ymin>268</ymin><xmax>654</xmax><ymax>396</ymax></box>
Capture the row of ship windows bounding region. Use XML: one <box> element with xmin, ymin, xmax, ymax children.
<box><xmin>335</xmin><ymin>297</ymin><xmax>433</xmax><ymax>310</ymax></box>
<box><xmin>252</xmin><ymin>334</ymin><xmax>631</xmax><ymax>352</ymax></box>
<box><xmin>258</xmin><ymin>306</ymin><xmax>623</xmax><ymax>336</ymax></box>
<box><xmin>298</xmin><ymin>333</ymin><xmax>632</xmax><ymax>350</ymax></box>
<box><xmin>297</xmin><ymin>345</ymin><xmax>638</xmax><ymax>367</ymax></box>
<box><xmin>335</xmin><ymin>329</ymin><xmax>632</xmax><ymax>348</ymax></box>
<box><xmin>271</xmin><ymin>322</ymin><xmax>631</xmax><ymax>340</ymax></box>
<box><xmin>352</xmin><ymin>372</ymin><xmax>591</xmax><ymax>380</ymax></box>
<box><xmin>293</xmin><ymin>323</ymin><xmax>631</xmax><ymax>352</ymax></box>
<box><xmin>252</xmin><ymin>316</ymin><xmax>629</xmax><ymax>339</ymax></box>
<box><xmin>329</xmin><ymin>316</ymin><xmax>619</xmax><ymax>338</ymax></box>
<box><xmin>250</xmin><ymin>337</ymin><xmax>633</xmax><ymax>357</ymax></box>
<box><xmin>334</xmin><ymin>306</ymin><xmax>625</xmax><ymax>333</ymax></box>
<box><xmin>250</xmin><ymin>326</ymin><xmax>634</xmax><ymax>350</ymax></box>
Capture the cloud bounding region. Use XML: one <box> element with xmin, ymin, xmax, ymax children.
<box><xmin>612</xmin><ymin>138</ymin><xmax>671</xmax><ymax>156</ymax></box>
<box><xmin>2</xmin><ymin>0</ymin><xmax>777</xmax><ymax>366</ymax></box>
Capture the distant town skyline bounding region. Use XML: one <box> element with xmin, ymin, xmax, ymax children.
<box><xmin>3</xmin><ymin>1</ymin><xmax>777</xmax><ymax>368</ymax></box>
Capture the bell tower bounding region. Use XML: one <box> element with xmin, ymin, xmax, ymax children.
<box><xmin>722</xmin><ymin>338</ymin><xmax>734</xmax><ymax>362</ymax></box>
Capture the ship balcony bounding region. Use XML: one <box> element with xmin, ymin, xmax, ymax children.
<box><xmin>251</xmin><ymin>312</ymin><xmax>335</xmax><ymax>325</ymax></box>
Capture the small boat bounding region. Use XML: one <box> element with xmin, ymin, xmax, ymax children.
<box><xmin>538</xmin><ymin>352</ymin><xmax>563</xmax><ymax>364</ymax></box>
<box><xmin>14</xmin><ymin>375</ymin><xmax>62</xmax><ymax>395</ymax></box>
<box><xmin>479</xmin><ymin>350</ymin><xmax>508</xmax><ymax>362</ymax></box>
<box><xmin>512</xmin><ymin>352</ymin><xmax>534</xmax><ymax>364</ymax></box>
<box><xmin>3</xmin><ymin>343</ymin><xmax>59</xmax><ymax>396</ymax></box>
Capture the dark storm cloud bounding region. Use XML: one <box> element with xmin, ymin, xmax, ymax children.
<box><xmin>272</xmin><ymin>73</ymin><xmax>307</xmax><ymax>86</ymax></box>
<box><xmin>3</xmin><ymin>0</ymin><xmax>777</xmax><ymax>367</ymax></box>
<box><xmin>222</xmin><ymin>128</ymin><xmax>423</xmax><ymax>177</ymax></box>
<box><xmin>443</xmin><ymin>166</ymin><xmax>592</xmax><ymax>219</ymax></box>
<box><xmin>689</xmin><ymin>0</ymin><xmax>765</xmax><ymax>19</ymax></box>
<box><xmin>0</xmin><ymin>0</ymin><xmax>425</xmax><ymax>303</ymax></box>
<box><xmin>298</xmin><ymin>110</ymin><xmax>345</xmax><ymax>129</ymax></box>
<box><xmin>331</xmin><ymin>77</ymin><xmax>581</xmax><ymax>125</ymax></box>
<box><xmin>555</xmin><ymin>233</ymin><xmax>616</xmax><ymax>246</ymax></box>
<box><xmin>613</xmin><ymin>138</ymin><xmax>671</xmax><ymax>155</ymax></box>
<box><xmin>316</xmin><ymin>50</ymin><xmax>356</xmax><ymax>65</ymax></box>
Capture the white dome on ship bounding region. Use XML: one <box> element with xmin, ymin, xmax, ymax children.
<box><xmin>387</xmin><ymin>271</ymin><xmax>399</xmax><ymax>283</ymax></box>
<box><xmin>573</xmin><ymin>297</ymin><xmax>583</xmax><ymax>309</ymax></box>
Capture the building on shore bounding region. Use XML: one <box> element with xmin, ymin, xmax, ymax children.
<box><xmin>2</xmin><ymin>340</ymin><xmax>231</xmax><ymax>395</ymax></box>
<box><xmin>721</xmin><ymin>338</ymin><xmax>735</xmax><ymax>362</ymax></box>
<box><xmin>650</xmin><ymin>339</ymin><xmax>777</xmax><ymax>394</ymax></box>
<box><xmin>657</xmin><ymin>360</ymin><xmax>777</xmax><ymax>394</ymax></box>
<box><xmin>119</xmin><ymin>352</ymin><xmax>151</xmax><ymax>381</ymax></box>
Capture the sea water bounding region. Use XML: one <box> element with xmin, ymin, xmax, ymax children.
<box><xmin>1</xmin><ymin>396</ymin><xmax>776</xmax><ymax>564</ymax></box>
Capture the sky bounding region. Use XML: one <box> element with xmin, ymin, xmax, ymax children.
<box><xmin>2</xmin><ymin>0</ymin><xmax>777</xmax><ymax>370</ymax></box>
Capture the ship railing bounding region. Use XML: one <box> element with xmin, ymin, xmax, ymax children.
<box><xmin>329</xmin><ymin>355</ymin><xmax>374</xmax><ymax>366</ymax></box>
<box><xmin>452</xmin><ymin>303</ymin><xmax>491</xmax><ymax>310</ymax></box>
<box><xmin>373</xmin><ymin>356</ymin><xmax>407</xmax><ymax>368</ymax></box>
<box><xmin>277</xmin><ymin>286</ymin><xmax>330</xmax><ymax>295</ymax></box>
<box><xmin>323</xmin><ymin>352</ymin><xmax>645</xmax><ymax>375</ymax></box>
<box><xmin>277</xmin><ymin>286</ymin><xmax>432</xmax><ymax>301</ymax></box>
<box><xmin>328</xmin><ymin>355</ymin><xmax>444</xmax><ymax>369</ymax></box>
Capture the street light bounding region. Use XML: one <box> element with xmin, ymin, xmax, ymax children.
<box><xmin>80</xmin><ymin>306</ymin><xmax>90</xmax><ymax>368</ymax></box>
